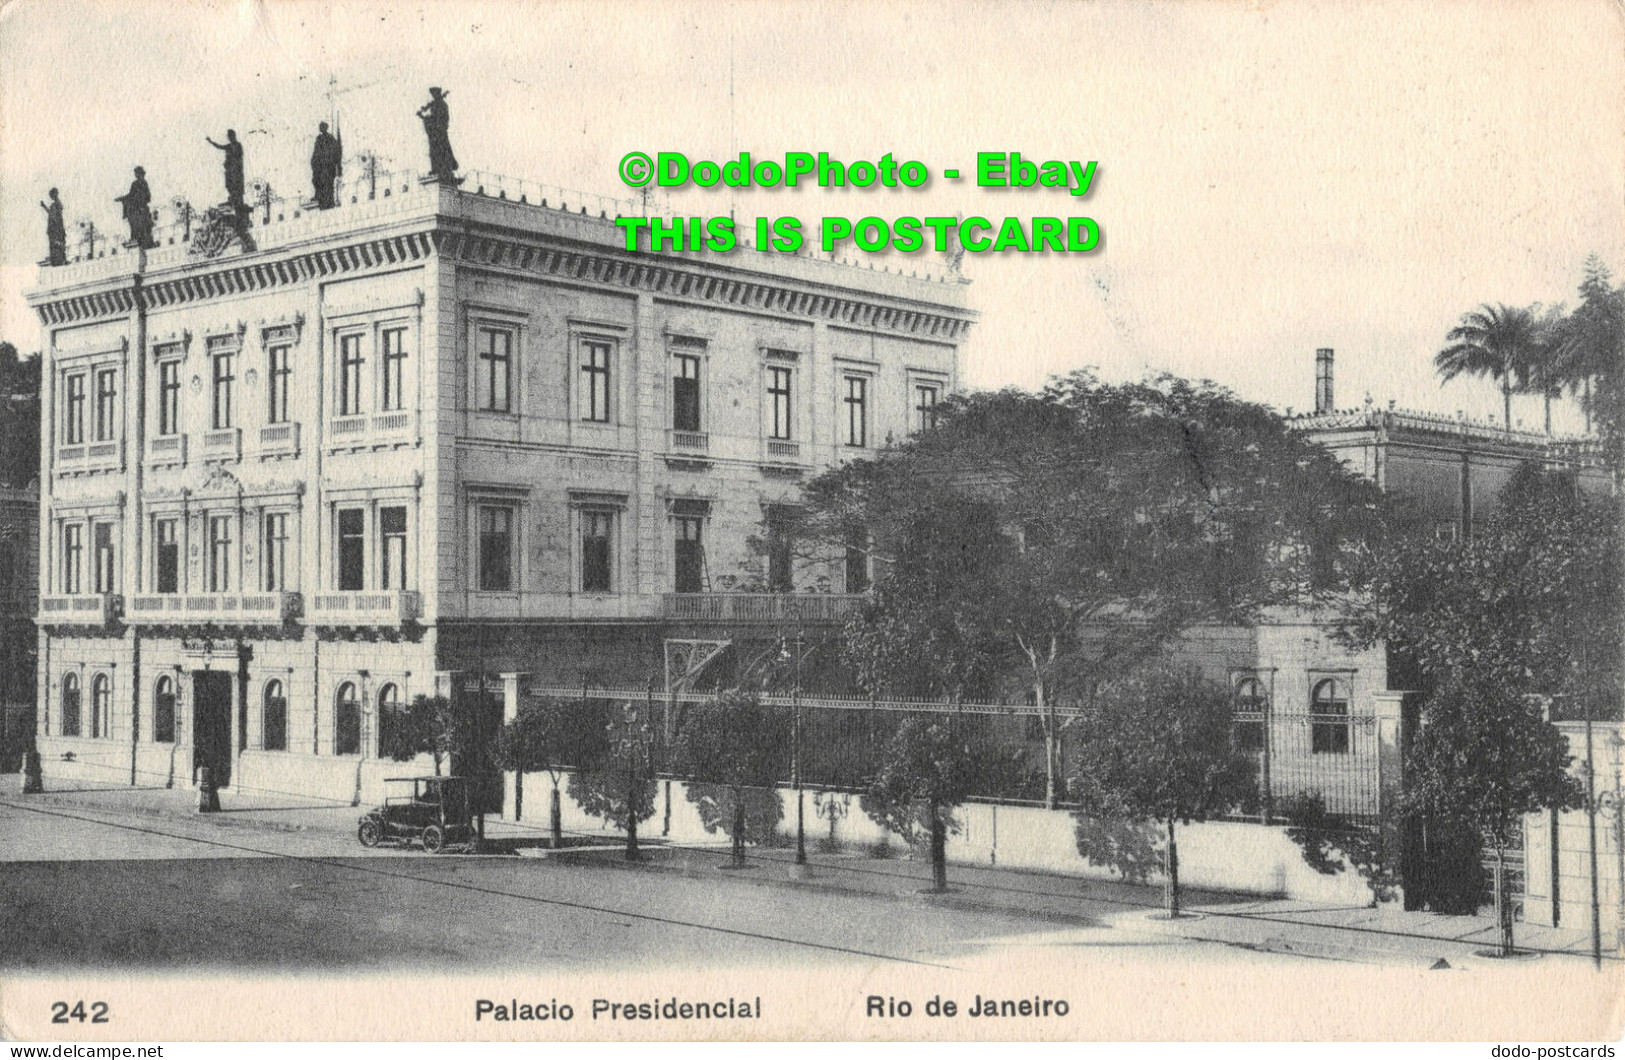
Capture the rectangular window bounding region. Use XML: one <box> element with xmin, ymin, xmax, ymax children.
<box><xmin>339</xmin><ymin>334</ymin><xmax>365</xmax><ymax>417</ymax></box>
<box><xmin>93</xmin><ymin>522</ymin><xmax>115</xmax><ymax>594</ymax></box>
<box><xmin>208</xmin><ymin>515</ymin><xmax>233</xmax><ymax>593</ymax></box>
<box><xmin>477</xmin><ymin>328</ymin><xmax>512</xmax><ymax>413</ymax></box>
<box><xmin>62</xmin><ymin>524</ymin><xmax>83</xmax><ymax>594</ymax></box>
<box><xmin>381</xmin><ymin>328</ymin><xmax>408</xmax><ymax>412</ymax></box>
<box><xmin>914</xmin><ymin>384</ymin><xmax>940</xmax><ymax>433</ymax></box>
<box><xmin>766</xmin><ymin>506</ymin><xmax>795</xmax><ymax>592</ymax></box>
<box><xmin>844</xmin><ymin>375</ymin><xmax>868</xmax><ymax>448</ymax></box>
<box><xmin>674</xmin><ymin>516</ymin><xmax>703</xmax><ymax>594</ymax></box>
<box><xmin>212</xmin><ymin>351</ymin><xmax>235</xmax><ymax>429</ymax></box>
<box><xmin>478</xmin><ymin>506</ymin><xmax>513</xmax><ymax>591</ymax></box>
<box><xmin>155</xmin><ymin>518</ymin><xmax>178</xmax><ymax>594</ymax></box>
<box><xmin>581</xmin><ymin>340</ymin><xmax>611</xmax><ymax>423</ymax></box>
<box><xmin>380</xmin><ymin>506</ymin><xmax>407</xmax><ymax>591</ymax></box>
<box><xmin>267</xmin><ymin>344</ymin><xmax>291</xmax><ymax>424</ymax></box>
<box><xmin>673</xmin><ymin>354</ymin><xmax>701</xmax><ymax>432</ymax></box>
<box><xmin>64</xmin><ymin>374</ymin><xmax>86</xmax><ymax>444</ymax></box>
<box><xmin>94</xmin><ymin>368</ymin><xmax>117</xmax><ymax>442</ymax></box>
<box><xmin>263</xmin><ymin>512</ymin><xmax>289</xmax><ymax>592</ymax></box>
<box><xmin>158</xmin><ymin>361</ymin><xmax>180</xmax><ymax>436</ymax></box>
<box><xmin>337</xmin><ymin>508</ymin><xmax>365</xmax><ymax>591</ymax></box>
<box><xmin>581</xmin><ymin>511</ymin><xmax>613</xmax><ymax>592</ymax></box>
<box><xmin>844</xmin><ymin>528</ymin><xmax>870</xmax><ymax>593</ymax></box>
<box><xmin>768</xmin><ymin>366</ymin><xmax>793</xmax><ymax>440</ymax></box>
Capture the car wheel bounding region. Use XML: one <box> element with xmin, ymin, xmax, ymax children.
<box><xmin>422</xmin><ymin>825</ymin><xmax>445</xmax><ymax>853</ymax></box>
<box><xmin>358</xmin><ymin>819</ymin><xmax>382</xmax><ymax>848</ymax></box>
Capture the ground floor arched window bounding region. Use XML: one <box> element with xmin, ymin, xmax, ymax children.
<box><xmin>335</xmin><ymin>682</ymin><xmax>361</xmax><ymax>756</ymax></box>
<box><xmin>1310</xmin><ymin>678</ymin><xmax>1350</xmax><ymax>754</ymax></box>
<box><xmin>263</xmin><ymin>679</ymin><xmax>287</xmax><ymax>752</ymax></box>
<box><xmin>91</xmin><ymin>673</ymin><xmax>111</xmax><ymax>739</ymax></box>
<box><xmin>153</xmin><ymin>676</ymin><xmax>176</xmax><ymax>743</ymax></box>
<box><xmin>376</xmin><ymin>683</ymin><xmax>403</xmax><ymax>759</ymax></box>
<box><xmin>61</xmin><ymin>673</ymin><xmax>81</xmax><ymax>737</ymax></box>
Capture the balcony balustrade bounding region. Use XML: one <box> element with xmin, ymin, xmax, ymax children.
<box><xmin>200</xmin><ymin>427</ymin><xmax>242</xmax><ymax>462</ymax></box>
<box><xmin>307</xmin><ymin>590</ymin><xmax>421</xmax><ymax>626</ymax></box>
<box><xmin>38</xmin><ymin>593</ymin><xmax>122</xmax><ymax>626</ymax></box>
<box><xmin>55</xmin><ymin>440</ymin><xmax>122</xmax><ymax>474</ymax></box>
<box><xmin>662</xmin><ymin>592</ymin><xmax>864</xmax><ymax>624</ymax></box>
<box><xmin>669</xmin><ymin>429</ymin><xmax>710</xmax><ymax>453</ymax></box>
<box><xmin>125</xmin><ymin>591</ymin><xmax>301</xmax><ymax>627</ymax></box>
<box><xmin>258</xmin><ymin>421</ymin><xmax>300</xmax><ymax>458</ymax></box>
<box><xmin>327</xmin><ymin>409</ymin><xmax>420</xmax><ymax>451</ymax></box>
<box><xmin>147</xmin><ymin>433</ymin><xmax>186</xmax><ymax>465</ymax></box>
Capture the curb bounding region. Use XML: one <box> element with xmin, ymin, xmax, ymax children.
<box><xmin>2</xmin><ymin>792</ymin><xmax>337</xmax><ymax>835</ymax></box>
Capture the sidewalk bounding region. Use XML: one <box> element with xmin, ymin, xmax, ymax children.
<box><xmin>4</xmin><ymin>772</ymin><xmax>1619</xmax><ymax>969</ymax></box>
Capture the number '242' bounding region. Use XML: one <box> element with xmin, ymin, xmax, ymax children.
<box><xmin>52</xmin><ymin>1001</ymin><xmax>109</xmax><ymax>1024</ymax></box>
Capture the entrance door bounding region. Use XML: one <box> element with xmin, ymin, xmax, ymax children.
<box><xmin>192</xmin><ymin>671</ymin><xmax>234</xmax><ymax>788</ymax></box>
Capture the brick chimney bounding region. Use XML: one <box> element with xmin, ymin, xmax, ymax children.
<box><xmin>1314</xmin><ymin>348</ymin><xmax>1334</xmax><ymax>414</ymax></box>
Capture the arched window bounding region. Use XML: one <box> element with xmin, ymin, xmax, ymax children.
<box><xmin>335</xmin><ymin>682</ymin><xmax>360</xmax><ymax>756</ymax></box>
<box><xmin>376</xmin><ymin>683</ymin><xmax>403</xmax><ymax>760</ymax></box>
<box><xmin>1233</xmin><ymin>676</ymin><xmax>1267</xmax><ymax>753</ymax></box>
<box><xmin>1311</xmin><ymin>678</ymin><xmax>1350</xmax><ymax>754</ymax></box>
<box><xmin>91</xmin><ymin>673</ymin><xmax>111</xmax><ymax>739</ymax></box>
<box><xmin>153</xmin><ymin>676</ymin><xmax>176</xmax><ymax>743</ymax></box>
<box><xmin>263</xmin><ymin>680</ymin><xmax>287</xmax><ymax>752</ymax></box>
<box><xmin>61</xmin><ymin>673</ymin><xmax>81</xmax><ymax>737</ymax></box>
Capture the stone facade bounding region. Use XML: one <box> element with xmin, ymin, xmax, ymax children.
<box><xmin>26</xmin><ymin>179</ymin><xmax>973</xmax><ymax>803</ymax></box>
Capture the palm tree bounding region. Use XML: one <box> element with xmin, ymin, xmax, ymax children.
<box><xmin>1514</xmin><ymin>303</ymin><xmax>1567</xmax><ymax>436</ymax></box>
<box><xmin>1435</xmin><ymin>303</ymin><xmax>1544</xmax><ymax>432</ymax></box>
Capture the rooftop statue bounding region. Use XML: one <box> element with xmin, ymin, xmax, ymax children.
<box><xmin>206</xmin><ymin>129</ymin><xmax>246</xmax><ymax>210</ymax></box>
<box><xmin>416</xmin><ymin>87</ymin><xmax>461</xmax><ymax>184</ymax></box>
<box><xmin>310</xmin><ymin>121</ymin><xmax>342</xmax><ymax>209</ymax></box>
<box><xmin>40</xmin><ymin>188</ymin><xmax>66</xmax><ymax>266</ymax></box>
<box><xmin>114</xmin><ymin>167</ymin><xmax>156</xmax><ymax>249</ymax></box>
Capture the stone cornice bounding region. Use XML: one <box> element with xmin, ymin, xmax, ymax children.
<box><xmin>29</xmin><ymin>200</ymin><xmax>976</xmax><ymax>343</ymax></box>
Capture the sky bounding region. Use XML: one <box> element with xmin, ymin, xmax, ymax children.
<box><xmin>0</xmin><ymin>0</ymin><xmax>1621</xmax><ymax>432</ymax></box>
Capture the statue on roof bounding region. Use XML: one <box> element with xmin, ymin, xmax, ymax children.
<box><xmin>416</xmin><ymin>87</ymin><xmax>461</xmax><ymax>184</ymax></box>
<box><xmin>310</xmin><ymin>121</ymin><xmax>342</xmax><ymax>209</ymax></box>
<box><xmin>114</xmin><ymin>167</ymin><xmax>155</xmax><ymax>249</ymax></box>
<box><xmin>40</xmin><ymin>188</ymin><xmax>66</xmax><ymax>265</ymax></box>
<box><xmin>206</xmin><ymin>130</ymin><xmax>246</xmax><ymax>210</ymax></box>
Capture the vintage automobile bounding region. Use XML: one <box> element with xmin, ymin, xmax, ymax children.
<box><xmin>357</xmin><ymin>775</ymin><xmax>474</xmax><ymax>852</ymax></box>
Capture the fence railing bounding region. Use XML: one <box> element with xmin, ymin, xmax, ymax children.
<box><xmin>504</xmin><ymin>686</ymin><xmax>1382</xmax><ymax>819</ymax></box>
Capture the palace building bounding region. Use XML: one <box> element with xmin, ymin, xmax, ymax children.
<box><xmin>27</xmin><ymin>174</ymin><xmax>973</xmax><ymax>803</ymax></box>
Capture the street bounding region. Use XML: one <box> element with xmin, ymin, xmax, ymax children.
<box><xmin>0</xmin><ymin>797</ymin><xmax>1287</xmax><ymax>972</ymax></box>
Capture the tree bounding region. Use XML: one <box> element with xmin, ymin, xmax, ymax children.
<box><xmin>801</xmin><ymin>373</ymin><xmax>1384</xmax><ymax>807</ymax></box>
<box><xmin>0</xmin><ymin>341</ymin><xmax>41</xmax><ymax>488</ymax></box>
<box><xmin>1549</xmin><ymin>256</ymin><xmax>1624</xmax><ymax>464</ymax></box>
<box><xmin>380</xmin><ymin>694</ymin><xmax>469</xmax><ymax>776</ymax></box>
<box><xmin>497</xmin><ymin>696</ymin><xmax>607</xmax><ymax>848</ymax></box>
<box><xmin>674</xmin><ymin>690</ymin><xmax>792</xmax><ymax>867</ymax></box>
<box><xmin>1067</xmin><ymin>663</ymin><xmax>1258</xmax><ymax>917</ymax></box>
<box><xmin>859</xmin><ymin>716</ymin><xmax>986</xmax><ymax>891</ymax></box>
<box><xmin>567</xmin><ymin>700</ymin><xmax>659</xmax><ymax>859</ymax></box>
<box><xmin>1403</xmin><ymin>677</ymin><xmax>1584</xmax><ymax>956</ymax></box>
<box><xmin>1434</xmin><ymin>303</ymin><xmax>1547</xmax><ymax>432</ymax></box>
<box><xmin>1352</xmin><ymin>464</ymin><xmax>1622</xmax><ymax>717</ymax></box>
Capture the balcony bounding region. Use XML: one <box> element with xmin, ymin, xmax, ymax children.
<box><xmin>258</xmin><ymin>421</ymin><xmax>300</xmax><ymax>459</ymax></box>
<box><xmin>307</xmin><ymin>590</ymin><xmax>421</xmax><ymax>627</ymax></box>
<box><xmin>38</xmin><ymin>593</ymin><xmax>122</xmax><ymax>627</ymax></box>
<box><xmin>147</xmin><ymin>433</ymin><xmax>186</xmax><ymax>466</ymax></box>
<box><xmin>668</xmin><ymin>429</ymin><xmax>710</xmax><ymax>453</ymax></box>
<box><xmin>55</xmin><ymin>440</ymin><xmax>122</xmax><ymax>475</ymax></box>
<box><xmin>200</xmin><ymin>427</ymin><xmax>241</xmax><ymax>462</ymax></box>
<box><xmin>662</xmin><ymin>592</ymin><xmax>865</xmax><ymax>624</ymax></box>
<box><xmin>328</xmin><ymin>409</ymin><xmax>420</xmax><ymax>451</ymax></box>
<box><xmin>125</xmin><ymin>591</ymin><xmax>301</xmax><ymax>627</ymax></box>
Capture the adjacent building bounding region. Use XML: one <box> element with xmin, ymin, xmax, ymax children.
<box><xmin>27</xmin><ymin>174</ymin><xmax>972</xmax><ymax>803</ymax></box>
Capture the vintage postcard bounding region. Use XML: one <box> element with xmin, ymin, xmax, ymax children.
<box><xmin>0</xmin><ymin>0</ymin><xmax>1622</xmax><ymax>1045</ymax></box>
